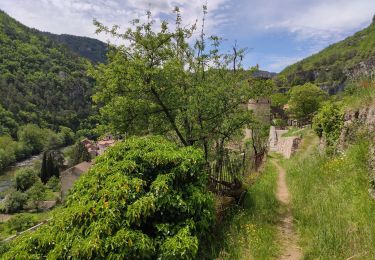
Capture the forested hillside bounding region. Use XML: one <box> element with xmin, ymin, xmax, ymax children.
<box><xmin>42</xmin><ymin>33</ymin><xmax>108</xmax><ymax>63</ymax></box>
<box><xmin>281</xmin><ymin>18</ymin><xmax>375</xmax><ymax>92</ymax></box>
<box><xmin>0</xmin><ymin>10</ymin><xmax>94</xmax><ymax>133</ymax></box>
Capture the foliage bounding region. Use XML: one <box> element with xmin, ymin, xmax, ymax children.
<box><xmin>42</xmin><ymin>32</ymin><xmax>108</xmax><ymax>63</ymax></box>
<box><xmin>0</xmin><ymin>135</ymin><xmax>17</xmax><ymax>171</ymax></box>
<box><xmin>270</xmin><ymin>93</ymin><xmax>289</xmax><ymax>108</ymax></box>
<box><xmin>26</xmin><ymin>179</ymin><xmax>47</xmax><ymax>211</ymax></box>
<box><xmin>3</xmin><ymin>190</ymin><xmax>28</xmax><ymax>213</ymax></box>
<box><xmin>58</xmin><ymin>126</ymin><xmax>75</xmax><ymax>146</ymax></box>
<box><xmin>287</xmin><ymin>83</ymin><xmax>327</xmax><ymax>122</ymax></box>
<box><xmin>281</xmin><ymin>21</ymin><xmax>375</xmax><ymax>87</ymax></box>
<box><xmin>1</xmin><ymin>136</ymin><xmax>215</xmax><ymax>259</ymax></box>
<box><xmin>0</xmin><ymin>105</ymin><xmax>18</xmax><ymax>137</ymax></box>
<box><xmin>0</xmin><ymin>125</ymin><xmax>71</xmax><ymax>172</ymax></box>
<box><xmin>46</xmin><ymin>176</ymin><xmax>61</xmax><ymax>192</ymax></box>
<box><xmin>70</xmin><ymin>141</ymin><xmax>91</xmax><ymax>166</ymax></box>
<box><xmin>6</xmin><ymin>214</ymin><xmax>36</xmax><ymax>233</ymax></box>
<box><xmin>90</xmin><ymin>9</ymin><xmax>254</xmax><ymax>164</ymax></box>
<box><xmin>13</xmin><ymin>167</ymin><xmax>38</xmax><ymax>192</ymax></box>
<box><xmin>313</xmin><ymin>103</ymin><xmax>344</xmax><ymax>147</ymax></box>
<box><xmin>0</xmin><ymin>10</ymin><xmax>94</xmax><ymax>131</ymax></box>
<box><xmin>17</xmin><ymin>124</ymin><xmax>46</xmax><ymax>154</ymax></box>
<box><xmin>40</xmin><ymin>150</ymin><xmax>64</xmax><ymax>183</ymax></box>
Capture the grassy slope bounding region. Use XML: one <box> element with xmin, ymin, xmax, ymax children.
<box><xmin>283</xmin><ymin>131</ymin><xmax>375</xmax><ymax>259</ymax></box>
<box><xmin>281</xmin><ymin>22</ymin><xmax>375</xmax><ymax>86</ymax></box>
<box><xmin>201</xmin><ymin>158</ymin><xmax>281</xmax><ymax>259</ymax></box>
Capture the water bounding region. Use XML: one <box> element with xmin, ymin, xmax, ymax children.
<box><xmin>0</xmin><ymin>155</ymin><xmax>42</xmax><ymax>195</ymax></box>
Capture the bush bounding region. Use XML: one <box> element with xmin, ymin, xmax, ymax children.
<box><xmin>1</xmin><ymin>136</ymin><xmax>215</xmax><ymax>258</ymax></box>
<box><xmin>313</xmin><ymin>103</ymin><xmax>344</xmax><ymax>147</ymax></box>
<box><xmin>3</xmin><ymin>190</ymin><xmax>28</xmax><ymax>213</ymax></box>
<box><xmin>13</xmin><ymin>167</ymin><xmax>38</xmax><ymax>192</ymax></box>
<box><xmin>26</xmin><ymin>179</ymin><xmax>47</xmax><ymax>210</ymax></box>
<box><xmin>46</xmin><ymin>176</ymin><xmax>60</xmax><ymax>192</ymax></box>
<box><xmin>6</xmin><ymin>214</ymin><xmax>36</xmax><ymax>232</ymax></box>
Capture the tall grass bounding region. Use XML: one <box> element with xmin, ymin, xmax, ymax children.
<box><xmin>284</xmin><ymin>133</ymin><xmax>375</xmax><ymax>259</ymax></box>
<box><xmin>199</xmin><ymin>158</ymin><xmax>281</xmax><ymax>259</ymax></box>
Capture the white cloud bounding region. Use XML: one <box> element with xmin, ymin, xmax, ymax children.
<box><xmin>264</xmin><ymin>0</ymin><xmax>375</xmax><ymax>42</ymax></box>
<box><xmin>0</xmin><ymin>0</ymin><xmax>231</xmax><ymax>43</ymax></box>
<box><xmin>264</xmin><ymin>55</ymin><xmax>304</xmax><ymax>72</ymax></box>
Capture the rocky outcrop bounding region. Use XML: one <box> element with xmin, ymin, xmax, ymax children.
<box><xmin>338</xmin><ymin>106</ymin><xmax>375</xmax><ymax>150</ymax></box>
<box><xmin>339</xmin><ymin>105</ymin><xmax>375</xmax><ymax>197</ymax></box>
<box><xmin>344</xmin><ymin>57</ymin><xmax>375</xmax><ymax>80</ymax></box>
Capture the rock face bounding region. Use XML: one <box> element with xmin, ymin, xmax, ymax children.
<box><xmin>269</xmin><ymin>126</ymin><xmax>301</xmax><ymax>159</ymax></box>
<box><xmin>344</xmin><ymin>57</ymin><xmax>375</xmax><ymax>80</ymax></box>
<box><xmin>339</xmin><ymin>105</ymin><xmax>375</xmax><ymax>197</ymax></box>
<box><xmin>338</xmin><ymin>106</ymin><xmax>375</xmax><ymax>150</ymax></box>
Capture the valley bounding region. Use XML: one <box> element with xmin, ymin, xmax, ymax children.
<box><xmin>0</xmin><ymin>3</ymin><xmax>375</xmax><ymax>260</ymax></box>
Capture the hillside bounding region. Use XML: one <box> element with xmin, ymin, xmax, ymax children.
<box><xmin>281</xmin><ymin>19</ymin><xmax>375</xmax><ymax>93</ymax></box>
<box><xmin>42</xmin><ymin>32</ymin><xmax>108</xmax><ymax>63</ymax></box>
<box><xmin>0</xmin><ymin>10</ymin><xmax>94</xmax><ymax>132</ymax></box>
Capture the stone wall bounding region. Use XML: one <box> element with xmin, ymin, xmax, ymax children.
<box><xmin>269</xmin><ymin>126</ymin><xmax>301</xmax><ymax>158</ymax></box>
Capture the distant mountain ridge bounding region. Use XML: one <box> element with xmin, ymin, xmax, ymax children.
<box><xmin>280</xmin><ymin>17</ymin><xmax>375</xmax><ymax>93</ymax></box>
<box><xmin>42</xmin><ymin>32</ymin><xmax>108</xmax><ymax>63</ymax></box>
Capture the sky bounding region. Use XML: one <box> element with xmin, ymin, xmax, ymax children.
<box><xmin>0</xmin><ymin>0</ymin><xmax>375</xmax><ymax>72</ymax></box>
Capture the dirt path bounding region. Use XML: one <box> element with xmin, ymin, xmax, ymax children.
<box><xmin>272</xmin><ymin>160</ymin><xmax>302</xmax><ymax>260</ymax></box>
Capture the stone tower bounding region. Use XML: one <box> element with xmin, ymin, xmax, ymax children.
<box><xmin>247</xmin><ymin>98</ymin><xmax>271</xmax><ymax>124</ymax></box>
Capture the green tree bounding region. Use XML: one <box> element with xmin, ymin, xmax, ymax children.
<box><xmin>58</xmin><ymin>126</ymin><xmax>75</xmax><ymax>146</ymax></box>
<box><xmin>1</xmin><ymin>136</ymin><xmax>215</xmax><ymax>258</ymax></box>
<box><xmin>270</xmin><ymin>93</ymin><xmax>289</xmax><ymax>108</ymax></box>
<box><xmin>0</xmin><ymin>105</ymin><xmax>18</xmax><ymax>137</ymax></box>
<box><xmin>17</xmin><ymin>124</ymin><xmax>45</xmax><ymax>154</ymax></box>
<box><xmin>313</xmin><ymin>103</ymin><xmax>344</xmax><ymax>147</ymax></box>
<box><xmin>13</xmin><ymin>167</ymin><xmax>38</xmax><ymax>192</ymax></box>
<box><xmin>3</xmin><ymin>190</ymin><xmax>28</xmax><ymax>213</ymax></box>
<box><xmin>26</xmin><ymin>179</ymin><xmax>46</xmax><ymax>211</ymax></box>
<box><xmin>90</xmin><ymin>8</ymin><xmax>253</xmax><ymax>165</ymax></box>
<box><xmin>0</xmin><ymin>136</ymin><xmax>17</xmax><ymax>170</ymax></box>
<box><xmin>40</xmin><ymin>150</ymin><xmax>64</xmax><ymax>183</ymax></box>
<box><xmin>287</xmin><ymin>83</ymin><xmax>327</xmax><ymax>122</ymax></box>
<box><xmin>71</xmin><ymin>141</ymin><xmax>91</xmax><ymax>165</ymax></box>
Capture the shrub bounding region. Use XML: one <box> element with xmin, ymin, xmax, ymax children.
<box><xmin>313</xmin><ymin>103</ymin><xmax>344</xmax><ymax>147</ymax></box>
<box><xmin>6</xmin><ymin>214</ymin><xmax>36</xmax><ymax>232</ymax></box>
<box><xmin>3</xmin><ymin>190</ymin><xmax>28</xmax><ymax>213</ymax></box>
<box><xmin>13</xmin><ymin>167</ymin><xmax>38</xmax><ymax>192</ymax></box>
<box><xmin>26</xmin><ymin>179</ymin><xmax>47</xmax><ymax>211</ymax></box>
<box><xmin>46</xmin><ymin>176</ymin><xmax>60</xmax><ymax>192</ymax></box>
<box><xmin>1</xmin><ymin>136</ymin><xmax>215</xmax><ymax>258</ymax></box>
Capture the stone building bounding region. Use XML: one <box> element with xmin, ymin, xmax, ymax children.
<box><xmin>247</xmin><ymin>98</ymin><xmax>271</xmax><ymax>124</ymax></box>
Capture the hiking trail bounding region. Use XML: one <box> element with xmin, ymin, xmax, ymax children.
<box><xmin>273</xmin><ymin>160</ymin><xmax>302</xmax><ymax>260</ymax></box>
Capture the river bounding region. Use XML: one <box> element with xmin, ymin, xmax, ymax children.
<box><xmin>0</xmin><ymin>154</ymin><xmax>42</xmax><ymax>196</ymax></box>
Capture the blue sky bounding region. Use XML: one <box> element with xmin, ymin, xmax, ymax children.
<box><xmin>1</xmin><ymin>0</ymin><xmax>375</xmax><ymax>72</ymax></box>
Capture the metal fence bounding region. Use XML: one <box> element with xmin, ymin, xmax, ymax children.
<box><xmin>208</xmin><ymin>149</ymin><xmax>255</xmax><ymax>194</ymax></box>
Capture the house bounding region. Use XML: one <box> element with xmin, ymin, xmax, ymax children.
<box><xmin>60</xmin><ymin>161</ymin><xmax>93</xmax><ymax>199</ymax></box>
<box><xmin>60</xmin><ymin>136</ymin><xmax>118</xmax><ymax>199</ymax></box>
